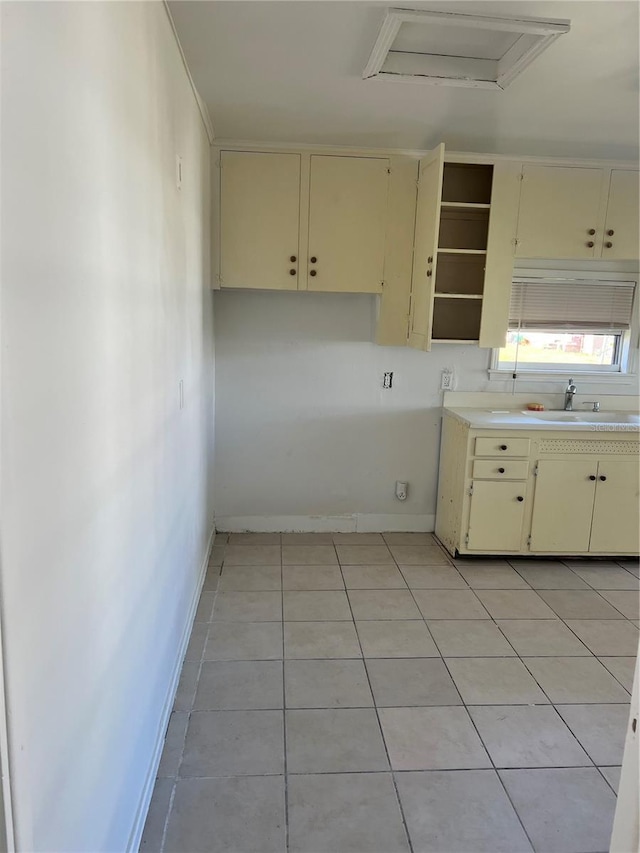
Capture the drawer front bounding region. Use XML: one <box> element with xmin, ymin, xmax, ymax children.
<box><xmin>474</xmin><ymin>437</ymin><xmax>531</xmax><ymax>458</ymax></box>
<box><xmin>472</xmin><ymin>460</ymin><xmax>529</xmax><ymax>480</ymax></box>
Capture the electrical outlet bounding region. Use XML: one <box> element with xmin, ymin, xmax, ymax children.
<box><xmin>383</xmin><ymin>372</ymin><xmax>393</xmax><ymax>389</ymax></box>
<box><xmin>441</xmin><ymin>369</ymin><xmax>454</xmax><ymax>391</ymax></box>
<box><xmin>395</xmin><ymin>481</ymin><xmax>408</xmax><ymax>501</ymax></box>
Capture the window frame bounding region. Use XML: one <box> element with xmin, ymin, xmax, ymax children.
<box><xmin>489</xmin><ymin>270</ymin><xmax>639</xmax><ymax>383</ymax></box>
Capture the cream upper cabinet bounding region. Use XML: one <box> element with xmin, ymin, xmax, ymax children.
<box><xmin>307</xmin><ymin>156</ymin><xmax>389</xmax><ymax>294</ymax></box>
<box><xmin>602</xmin><ymin>170</ymin><xmax>639</xmax><ymax>260</ymax></box>
<box><xmin>515</xmin><ymin>165</ymin><xmax>639</xmax><ymax>260</ymax></box>
<box><xmin>219</xmin><ymin>151</ymin><xmax>301</xmax><ymax>290</ymax></box>
<box><xmin>515</xmin><ymin>165</ymin><xmax>605</xmax><ymax>259</ymax></box>
<box><xmin>218</xmin><ymin>150</ymin><xmax>390</xmax><ymax>293</ymax></box>
<box><xmin>408</xmin><ymin>148</ymin><xmax>519</xmax><ymax>351</ymax></box>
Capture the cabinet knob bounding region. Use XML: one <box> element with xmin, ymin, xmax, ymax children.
<box><xmin>427</xmin><ymin>270</ymin><xmax>432</xmax><ymax>277</ymax></box>
<box><xmin>599</xmin><ymin>475</ymin><xmax>607</xmax><ymax>481</ymax></box>
<box><xmin>310</xmin><ymin>256</ymin><xmax>317</xmax><ymax>264</ymax></box>
<box><xmin>427</xmin><ymin>256</ymin><xmax>433</xmax><ymax>263</ymax></box>
<box><xmin>289</xmin><ymin>269</ymin><xmax>296</xmax><ymax>276</ymax></box>
<box><xmin>586</xmin><ymin>241</ymin><xmax>594</xmax><ymax>248</ymax></box>
<box><xmin>607</xmin><ymin>229</ymin><xmax>614</xmax><ymax>236</ymax></box>
<box><xmin>290</xmin><ymin>255</ymin><xmax>297</xmax><ymax>262</ymax></box>
<box><xmin>589</xmin><ymin>475</ymin><xmax>596</xmax><ymax>481</ymax></box>
<box><xmin>516</xmin><ymin>496</ymin><xmax>524</xmax><ymax>502</ymax></box>
<box><xmin>499</xmin><ymin>444</ymin><xmax>508</xmax><ymax>451</ymax></box>
<box><xmin>310</xmin><ymin>270</ymin><xmax>317</xmax><ymax>277</ymax></box>
<box><xmin>605</xmin><ymin>241</ymin><xmax>613</xmax><ymax>248</ymax></box>
<box><xmin>498</xmin><ymin>467</ymin><xmax>505</xmax><ymax>474</ymax></box>
<box><xmin>588</xmin><ymin>229</ymin><xmax>596</xmax><ymax>235</ymax></box>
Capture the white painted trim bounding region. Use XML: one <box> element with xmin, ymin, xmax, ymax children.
<box><xmin>211</xmin><ymin>140</ymin><xmax>637</xmax><ymax>170</ymax></box>
<box><xmin>163</xmin><ymin>1</ymin><xmax>215</xmax><ymax>144</ymax></box>
<box><xmin>126</xmin><ymin>521</ymin><xmax>216</xmax><ymax>853</ymax></box>
<box><xmin>610</xmin><ymin>652</ymin><xmax>639</xmax><ymax>853</ymax></box>
<box><xmin>215</xmin><ymin>515</ymin><xmax>436</xmax><ymax>533</ymax></box>
<box><xmin>362</xmin><ymin>8</ymin><xmax>569</xmax><ymax>89</ymax></box>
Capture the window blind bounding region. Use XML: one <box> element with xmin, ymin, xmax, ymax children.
<box><xmin>508</xmin><ymin>278</ymin><xmax>636</xmax><ymax>330</ymax></box>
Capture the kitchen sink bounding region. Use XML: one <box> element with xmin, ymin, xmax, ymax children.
<box><xmin>523</xmin><ymin>410</ymin><xmax>640</xmax><ymax>424</ymax></box>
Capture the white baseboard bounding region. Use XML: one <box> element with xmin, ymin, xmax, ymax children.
<box><xmin>126</xmin><ymin>520</ymin><xmax>216</xmax><ymax>853</ymax></box>
<box><xmin>215</xmin><ymin>514</ymin><xmax>436</xmax><ymax>533</ymax></box>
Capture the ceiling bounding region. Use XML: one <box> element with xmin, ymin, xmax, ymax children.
<box><xmin>168</xmin><ymin>1</ymin><xmax>640</xmax><ymax>160</ymax></box>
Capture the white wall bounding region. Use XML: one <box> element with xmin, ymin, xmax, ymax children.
<box><xmin>0</xmin><ymin>3</ymin><xmax>214</xmax><ymax>850</ymax></box>
<box><xmin>214</xmin><ymin>286</ymin><xmax>639</xmax><ymax>532</ymax></box>
<box><xmin>214</xmin><ymin>290</ymin><xmax>489</xmax><ymax>530</ymax></box>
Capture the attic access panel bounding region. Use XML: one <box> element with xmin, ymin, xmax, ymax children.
<box><xmin>363</xmin><ymin>8</ymin><xmax>570</xmax><ymax>89</ymax></box>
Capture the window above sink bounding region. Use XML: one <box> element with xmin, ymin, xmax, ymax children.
<box><xmin>490</xmin><ymin>269</ymin><xmax>638</xmax><ymax>383</ymax></box>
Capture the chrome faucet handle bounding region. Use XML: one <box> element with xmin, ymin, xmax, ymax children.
<box><xmin>582</xmin><ymin>401</ymin><xmax>600</xmax><ymax>412</ymax></box>
<box><xmin>566</xmin><ymin>377</ymin><xmax>577</xmax><ymax>391</ymax></box>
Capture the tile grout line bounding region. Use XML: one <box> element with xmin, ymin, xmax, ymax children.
<box><xmin>157</xmin><ymin>553</ymin><xmax>222</xmax><ymax>851</ymax></box>
<box><xmin>335</xmin><ymin>542</ymin><xmax>416</xmax><ymax>853</ymax></box>
<box><xmin>280</xmin><ymin>546</ymin><xmax>290</xmax><ymax>853</ymax></box>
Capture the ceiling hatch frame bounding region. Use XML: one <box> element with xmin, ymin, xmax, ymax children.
<box><xmin>363</xmin><ymin>8</ymin><xmax>570</xmax><ymax>90</ymax></box>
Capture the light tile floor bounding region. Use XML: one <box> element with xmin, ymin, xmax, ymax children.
<box><xmin>141</xmin><ymin>533</ymin><xmax>639</xmax><ymax>853</ymax></box>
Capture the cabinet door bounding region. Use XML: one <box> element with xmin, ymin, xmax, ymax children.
<box><xmin>478</xmin><ymin>161</ymin><xmax>520</xmax><ymax>348</ymax></box>
<box><xmin>590</xmin><ymin>459</ymin><xmax>640</xmax><ymax>554</ymax></box>
<box><xmin>467</xmin><ymin>481</ymin><xmax>527</xmax><ymax>551</ymax></box>
<box><xmin>306</xmin><ymin>155</ymin><xmax>389</xmax><ymax>293</ymax></box>
<box><xmin>602</xmin><ymin>170</ymin><xmax>639</xmax><ymax>260</ymax></box>
<box><xmin>408</xmin><ymin>144</ymin><xmax>444</xmax><ymax>351</ymax></box>
<box><xmin>515</xmin><ymin>166</ymin><xmax>605</xmax><ymax>259</ymax></box>
<box><xmin>530</xmin><ymin>460</ymin><xmax>597</xmax><ymax>552</ymax></box>
<box><xmin>220</xmin><ymin>151</ymin><xmax>301</xmax><ymax>290</ymax></box>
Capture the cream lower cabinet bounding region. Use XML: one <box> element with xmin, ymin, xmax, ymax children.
<box><xmin>531</xmin><ymin>458</ymin><xmax>640</xmax><ymax>554</ymax></box>
<box><xmin>435</xmin><ymin>413</ymin><xmax>640</xmax><ymax>557</ymax></box>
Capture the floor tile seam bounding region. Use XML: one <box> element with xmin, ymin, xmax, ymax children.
<box><xmin>337</xmin><ymin>557</ymin><xmax>415</xmax><ymax>853</ymax></box>
<box><xmin>517</xmin><ymin>654</ymin><xmax>632</xmax><ymax>703</ymax></box>
<box><xmin>457</xmin><ymin>697</ymin><xmax>537</xmax><ymax>852</ymax></box>
<box><xmin>554</xmin><ymin>615</ymin><xmax>625</xmax><ymax>658</ymax></box>
<box><xmin>156</xmin><ymin>777</ymin><xmax>177</xmax><ymax>853</ymax></box>
<box><xmin>558</xmin><ymin>564</ymin><xmax>640</xmax><ymax>610</ymax></box>
<box><xmin>594</xmin><ymin>657</ymin><xmax>636</xmax><ymax>696</ymax></box>
<box><xmin>279</xmin><ymin>556</ymin><xmax>290</xmax><ymax>853</ymax></box>
<box><xmin>596</xmin><ymin>766</ymin><xmax>620</xmax><ymax>796</ymax></box>
<box><xmin>551</xmin><ymin>703</ymin><xmax>630</xmax><ymax>770</ymax></box>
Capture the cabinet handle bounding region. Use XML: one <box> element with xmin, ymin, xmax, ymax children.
<box><xmin>310</xmin><ymin>270</ymin><xmax>317</xmax><ymax>277</ymax></box>
<box><xmin>586</xmin><ymin>241</ymin><xmax>594</xmax><ymax>248</ymax></box>
<box><xmin>427</xmin><ymin>270</ymin><xmax>432</xmax><ymax>277</ymax></box>
<box><xmin>290</xmin><ymin>255</ymin><xmax>297</xmax><ymax>262</ymax></box>
<box><xmin>498</xmin><ymin>467</ymin><xmax>505</xmax><ymax>473</ymax></box>
<box><xmin>589</xmin><ymin>475</ymin><xmax>596</xmax><ymax>481</ymax></box>
<box><xmin>516</xmin><ymin>496</ymin><xmax>524</xmax><ymax>502</ymax></box>
<box><xmin>607</xmin><ymin>229</ymin><xmax>614</xmax><ymax>236</ymax></box>
<box><xmin>427</xmin><ymin>256</ymin><xmax>433</xmax><ymax>263</ymax></box>
<box><xmin>499</xmin><ymin>444</ymin><xmax>508</xmax><ymax>450</ymax></box>
<box><xmin>588</xmin><ymin>229</ymin><xmax>596</xmax><ymax>235</ymax></box>
<box><xmin>605</xmin><ymin>242</ymin><xmax>613</xmax><ymax>248</ymax></box>
<box><xmin>310</xmin><ymin>256</ymin><xmax>317</xmax><ymax>264</ymax></box>
<box><xmin>289</xmin><ymin>269</ymin><xmax>296</xmax><ymax>276</ymax></box>
<box><xmin>599</xmin><ymin>475</ymin><xmax>607</xmax><ymax>481</ymax></box>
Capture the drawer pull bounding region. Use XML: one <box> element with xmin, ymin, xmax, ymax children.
<box><xmin>500</xmin><ymin>445</ymin><xmax>508</xmax><ymax>451</ymax></box>
<box><xmin>498</xmin><ymin>467</ymin><xmax>505</xmax><ymax>474</ymax></box>
<box><xmin>516</xmin><ymin>496</ymin><xmax>524</xmax><ymax>502</ymax></box>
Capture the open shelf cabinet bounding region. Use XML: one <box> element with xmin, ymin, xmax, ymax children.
<box><xmin>408</xmin><ymin>145</ymin><xmax>520</xmax><ymax>351</ymax></box>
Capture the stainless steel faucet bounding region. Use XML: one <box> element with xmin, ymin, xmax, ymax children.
<box><xmin>564</xmin><ymin>378</ymin><xmax>577</xmax><ymax>410</ymax></box>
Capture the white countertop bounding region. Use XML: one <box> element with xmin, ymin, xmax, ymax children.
<box><xmin>444</xmin><ymin>406</ymin><xmax>640</xmax><ymax>431</ymax></box>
